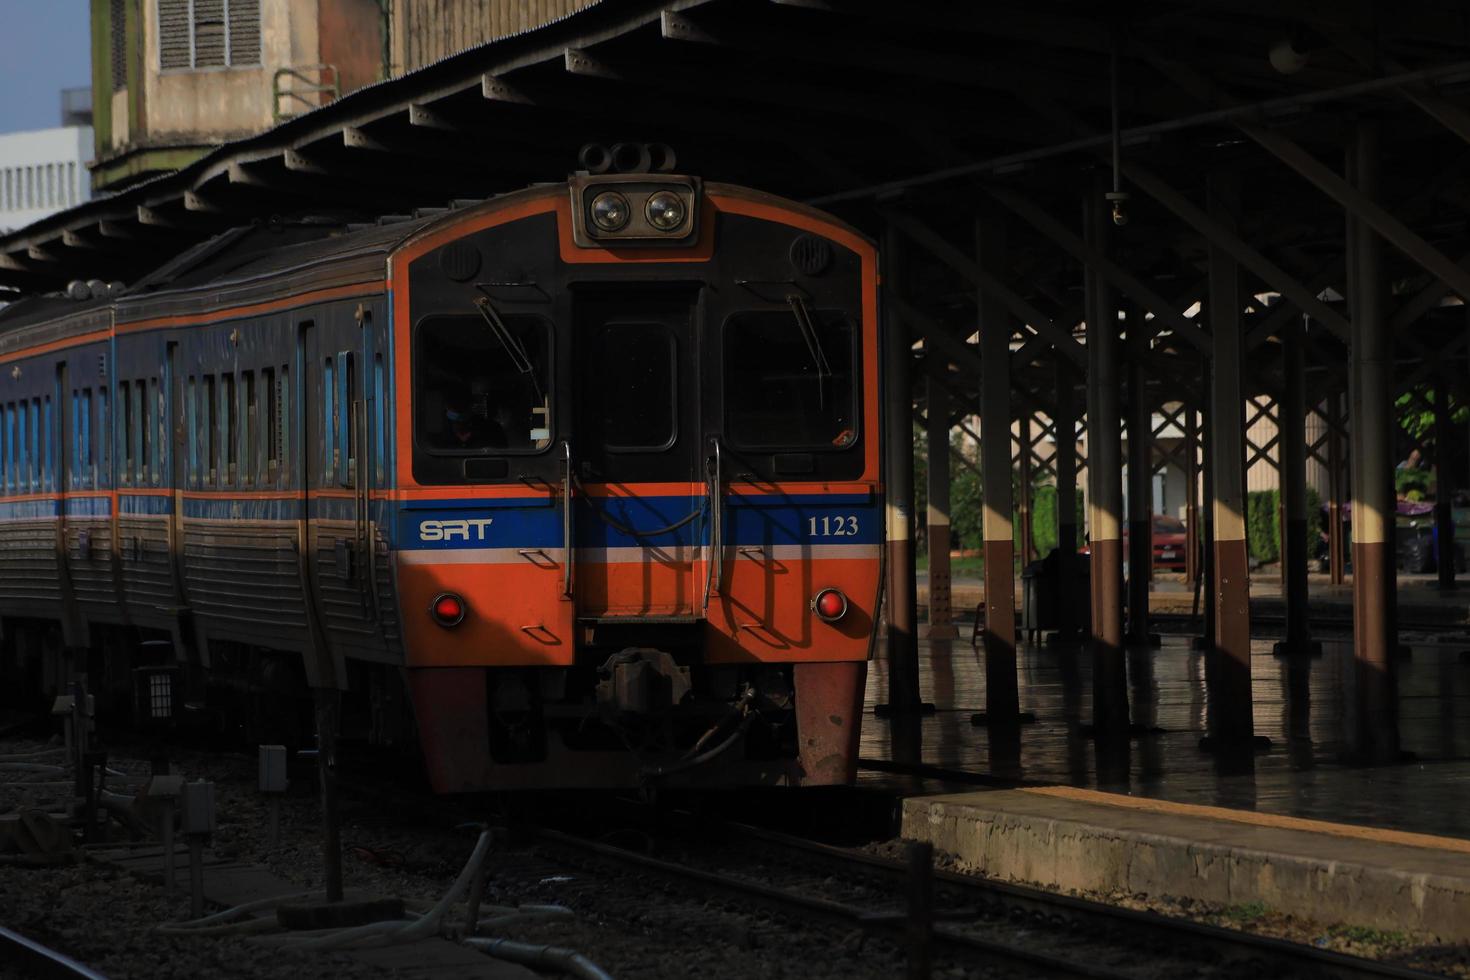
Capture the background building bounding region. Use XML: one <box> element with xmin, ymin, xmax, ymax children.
<box><xmin>88</xmin><ymin>0</ymin><xmax>593</xmax><ymax>195</ymax></box>
<box><xmin>0</xmin><ymin>89</ymin><xmax>93</xmax><ymax>235</ymax></box>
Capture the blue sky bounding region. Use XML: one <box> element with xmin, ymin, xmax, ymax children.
<box><xmin>0</xmin><ymin>1</ymin><xmax>92</xmax><ymax>134</ymax></box>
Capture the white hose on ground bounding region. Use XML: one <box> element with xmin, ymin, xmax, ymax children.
<box><xmin>0</xmin><ymin>748</ymin><xmax>65</xmax><ymax>762</ymax></box>
<box><xmin>283</xmin><ymin>827</ymin><xmax>494</xmax><ymax>951</ymax></box>
<box><xmin>465</xmin><ymin>937</ymin><xmax>615</xmax><ymax>980</ymax></box>
<box><xmin>0</xmin><ymin>763</ymin><xmax>65</xmax><ymax>773</ymax></box>
<box><xmin>160</xmin><ymin>890</ymin><xmax>321</xmax><ymax>931</ymax></box>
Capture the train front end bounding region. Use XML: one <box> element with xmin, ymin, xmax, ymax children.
<box><xmin>389</xmin><ymin>172</ymin><xmax>880</xmax><ymax>790</ymax></box>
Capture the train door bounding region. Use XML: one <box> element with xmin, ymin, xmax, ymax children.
<box><xmin>295</xmin><ymin>320</ymin><xmax>335</xmax><ymax>681</ymax></box>
<box><xmin>571</xmin><ymin>287</ymin><xmax>703</xmax><ymax>618</ymax></box>
<box><xmin>53</xmin><ymin>361</ymin><xmax>83</xmax><ymax>645</ymax></box>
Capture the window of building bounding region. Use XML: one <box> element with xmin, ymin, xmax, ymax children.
<box><xmin>159</xmin><ymin>0</ymin><xmax>261</xmax><ymax>71</ymax></box>
<box><xmin>110</xmin><ymin>0</ymin><xmax>129</xmax><ymax>91</ymax></box>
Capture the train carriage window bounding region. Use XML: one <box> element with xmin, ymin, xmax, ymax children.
<box><xmin>373</xmin><ymin>354</ymin><xmax>385</xmax><ymax>485</ymax></box>
<box><xmin>241</xmin><ymin>370</ymin><xmax>255</xmax><ymax>486</ymax></box>
<box><xmin>185</xmin><ymin>378</ymin><xmax>197</xmax><ymax>488</ymax></box>
<box><xmin>42</xmin><ymin>396</ymin><xmax>52</xmax><ymax>493</ymax></box>
<box><xmin>15</xmin><ymin>401</ymin><xmax>24</xmax><ymax>493</ymax></box>
<box><xmin>223</xmin><ymin>373</ymin><xmax>237</xmax><ymax>485</ymax></box>
<box><xmin>324</xmin><ymin>357</ymin><xmax>336</xmax><ymax>478</ymax></box>
<box><xmin>81</xmin><ymin>389</ymin><xmax>93</xmax><ymax>490</ymax></box>
<box><xmin>132</xmin><ymin>382</ymin><xmax>144</xmax><ymax>490</ymax></box>
<box><xmin>119</xmin><ymin>381</ymin><xmax>133</xmax><ymax>487</ymax></box>
<box><xmin>588</xmin><ymin>321</ymin><xmax>677</xmax><ymax>451</ymax></box>
<box><xmin>278</xmin><ymin>365</ymin><xmax>289</xmax><ymax>482</ymax></box>
<box><xmin>204</xmin><ymin>375</ymin><xmax>217</xmax><ymax>485</ymax></box>
<box><xmin>29</xmin><ymin>397</ymin><xmax>39</xmax><ymax>492</ymax></box>
<box><xmin>341</xmin><ymin>352</ymin><xmax>356</xmax><ymax>488</ymax></box>
<box><xmin>148</xmin><ymin>378</ymin><xmax>161</xmax><ymax>486</ymax></box>
<box><xmin>413</xmin><ymin>314</ymin><xmax>552</xmax><ymax>454</ymax></box>
<box><xmin>0</xmin><ymin>403</ymin><xmax>8</xmax><ymax>494</ymax></box>
<box><xmin>262</xmin><ymin>367</ymin><xmax>277</xmax><ymax>483</ymax></box>
<box><xmin>723</xmin><ymin>310</ymin><xmax>858</xmax><ymax>451</ymax></box>
<box><xmin>139</xmin><ymin>379</ymin><xmax>153</xmax><ymax>487</ymax></box>
<box><xmin>98</xmin><ymin>387</ymin><xmax>109</xmax><ymax>488</ymax></box>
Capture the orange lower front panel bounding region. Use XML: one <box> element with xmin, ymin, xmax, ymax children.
<box><xmin>705</xmin><ymin>552</ymin><xmax>879</xmax><ymax>663</ymax></box>
<box><xmin>397</xmin><ymin>550</ymin><xmax>877</xmax><ymax>667</ymax></box>
<box><xmin>397</xmin><ymin>558</ymin><xmax>575</xmax><ymax>667</ymax></box>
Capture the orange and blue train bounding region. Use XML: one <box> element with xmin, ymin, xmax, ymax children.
<box><xmin>0</xmin><ymin>169</ymin><xmax>882</xmax><ymax>790</ymax></box>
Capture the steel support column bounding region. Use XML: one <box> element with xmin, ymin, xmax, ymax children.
<box><xmin>1184</xmin><ymin>404</ymin><xmax>1201</xmax><ymax>585</ymax></box>
<box><xmin>1436</xmin><ymin>380</ymin><xmax>1456</xmax><ymax>591</ymax></box>
<box><xmin>1084</xmin><ymin>192</ymin><xmax>1128</xmax><ymax>736</ymax></box>
<box><xmin>1277</xmin><ymin>317</ymin><xmax>1315</xmax><ymax>655</ymax></box>
<box><xmin>979</xmin><ymin>210</ymin><xmax>1020</xmax><ymax>726</ymax></box>
<box><xmin>1207</xmin><ymin>173</ymin><xmax>1255</xmax><ymax>747</ymax></box>
<box><xmin>1347</xmin><ymin>120</ymin><xmax>1400</xmax><ymax>763</ymax></box>
<box><xmin>1019</xmin><ymin>415</ymin><xmax>1035</xmax><ymax>566</ymax></box>
<box><xmin>882</xmin><ymin>224</ymin><xmax>922</xmax><ymax>714</ymax></box>
<box><xmin>925</xmin><ymin>375</ymin><xmax>959</xmax><ymax>639</ymax></box>
<box><xmin>1126</xmin><ymin>311</ymin><xmax>1153</xmax><ymax>645</ymax></box>
<box><xmin>1054</xmin><ymin>358</ymin><xmax>1081</xmax><ymax>638</ymax></box>
<box><xmin>1328</xmin><ymin>392</ymin><xmax>1347</xmax><ymax>585</ymax></box>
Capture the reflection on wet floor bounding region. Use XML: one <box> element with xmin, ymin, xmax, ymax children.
<box><xmin>862</xmin><ymin>628</ymin><xmax>1470</xmax><ymax>839</ymax></box>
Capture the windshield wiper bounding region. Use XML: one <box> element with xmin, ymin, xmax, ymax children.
<box><xmin>786</xmin><ymin>294</ymin><xmax>832</xmax><ymax>407</ymax></box>
<box><xmin>473</xmin><ymin>295</ymin><xmax>535</xmax><ymax>375</ymax></box>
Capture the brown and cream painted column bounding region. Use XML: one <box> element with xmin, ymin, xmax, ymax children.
<box><xmin>1207</xmin><ymin>172</ymin><xmax>1254</xmax><ymax>747</ymax></box>
<box><xmin>978</xmin><ymin>210</ymin><xmax>1020</xmax><ymax>725</ymax></box>
<box><xmin>1084</xmin><ymin>190</ymin><xmax>1129</xmax><ymax>737</ymax></box>
<box><xmin>1346</xmin><ymin>119</ymin><xmax>1400</xmax><ymax>763</ymax></box>
<box><xmin>925</xmin><ymin>375</ymin><xmax>958</xmax><ymax>639</ymax></box>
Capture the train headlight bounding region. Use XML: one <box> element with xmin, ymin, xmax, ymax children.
<box><xmin>590</xmin><ymin>191</ymin><xmax>631</xmax><ymax>231</ymax></box>
<box><xmin>645</xmin><ymin>191</ymin><xmax>687</xmax><ymax>232</ymax></box>
<box><xmin>431</xmin><ymin>592</ymin><xmax>466</xmax><ymax>627</ymax></box>
<box><xmin>812</xmin><ymin>588</ymin><xmax>848</xmax><ymax>623</ymax></box>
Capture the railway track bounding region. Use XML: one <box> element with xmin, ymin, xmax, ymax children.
<box><xmin>531</xmin><ymin>817</ymin><xmax>1445</xmax><ymax>980</ymax></box>
<box><xmin>0</xmin><ymin>925</ymin><xmax>109</xmax><ymax>980</ymax></box>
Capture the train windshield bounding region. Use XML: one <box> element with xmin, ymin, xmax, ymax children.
<box><xmin>723</xmin><ymin>309</ymin><xmax>857</xmax><ymax>450</ymax></box>
<box><xmin>414</xmin><ymin>314</ymin><xmax>552</xmax><ymax>453</ymax></box>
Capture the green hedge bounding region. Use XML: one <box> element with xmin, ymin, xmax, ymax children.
<box><xmin>1244</xmin><ymin>487</ymin><xmax>1324</xmax><ymax>564</ymax></box>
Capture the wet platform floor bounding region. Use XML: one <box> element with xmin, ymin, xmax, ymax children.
<box><xmin>861</xmin><ymin>624</ymin><xmax>1470</xmax><ymax>841</ymax></box>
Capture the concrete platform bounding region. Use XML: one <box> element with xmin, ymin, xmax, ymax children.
<box><xmin>903</xmin><ymin>785</ymin><xmax>1470</xmax><ymax>942</ymax></box>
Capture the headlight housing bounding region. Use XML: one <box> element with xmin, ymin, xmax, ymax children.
<box><xmin>590</xmin><ymin>191</ymin><xmax>631</xmax><ymax>232</ymax></box>
<box><xmin>645</xmin><ymin>191</ymin><xmax>687</xmax><ymax>231</ymax></box>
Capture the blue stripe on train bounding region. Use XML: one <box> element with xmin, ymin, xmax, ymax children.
<box><xmin>395</xmin><ymin>493</ymin><xmax>880</xmax><ymax>551</ymax></box>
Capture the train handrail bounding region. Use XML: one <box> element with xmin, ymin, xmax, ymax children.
<box><xmin>561</xmin><ymin>441</ymin><xmax>574</xmax><ymax>598</ymax></box>
<box><xmin>703</xmin><ymin>437</ymin><xmax>723</xmax><ymax>612</ymax></box>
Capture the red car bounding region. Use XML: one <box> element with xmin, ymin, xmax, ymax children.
<box><xmin>1082</xmin><ymin>514</ymin><xmax>1190</xmax><ymax>571</ymax></box>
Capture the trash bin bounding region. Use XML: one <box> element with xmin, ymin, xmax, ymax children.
<box><xmin>1021</xmin><ymin>549</ymin><xmax>1090</xmax><ymax>642</ymax></box>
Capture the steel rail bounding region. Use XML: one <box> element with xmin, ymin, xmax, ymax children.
<box><xmin>712</xmin><ymin>820</ymin><xmax>1440</xmax><ymax>980</ymax></box>
<box><xmin>533</xmin><ymin>827</ymin><xmax>1130</xmax><ymax>980</ymax></box>
<box><xmin>0</xmin><ymin>925</ymin><xmax>109</xmax><ymax>980</ymax></box>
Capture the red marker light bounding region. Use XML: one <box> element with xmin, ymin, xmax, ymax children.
<box><xmin>431</xmin><ymin>593</ymin><xmax>466</xmax><ymax>627</ymax></box>
<box><xmin>812</xmin><ymin>588</ymin><xmax>848</xmax><ymax>623</ymax></box>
